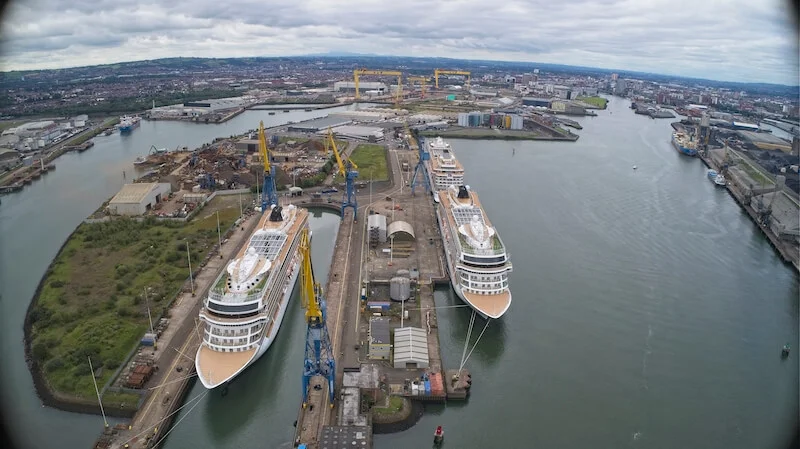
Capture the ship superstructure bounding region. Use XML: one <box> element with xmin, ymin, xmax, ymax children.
<box><xmin>436</xmin><ymin>184</ymin><xmax>512</xmax><ymax>319</ymax></box>
<box><xmin>195</xmin><ymin>204</ymin><xmax>308</xmax><ymax>389</ymax></box>
<box><xmin>426</xmin><ymin>137</ymin><xmax>465</xmax><ymax>196</ymax></box>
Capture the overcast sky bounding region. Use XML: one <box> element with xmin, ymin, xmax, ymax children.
<box><xmin>1</xmin><ymin>0</ymin><xmax>798</xmax><ymax>85</ymax></box>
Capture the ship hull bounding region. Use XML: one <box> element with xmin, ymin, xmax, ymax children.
<box><xmin>671</xmin><ymin>137</ymin><xmax>697</xmax><ymax>157</ymax></box>
<box><xmin>195</xmin><ymin>251</ymin><xmax>302</xmax><ymax>389</ymax></box>
<box><xmin>434</xmin><ymin>203</ymin><xmax>510</xmax><ymax>320</ymax></box>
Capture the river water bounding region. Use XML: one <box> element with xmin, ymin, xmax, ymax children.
<box><xmin>1</xmin><ymin>98</ymin><xmax>797</xmax><ymax>449</ymax></box>
<box><xmin>0</xmin><ymin>103</ymin><xmax>365</xmax><ymax>449</ymax></box>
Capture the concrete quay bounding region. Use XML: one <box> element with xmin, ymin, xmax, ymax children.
<box><xmin>699</xmin><ymin>151</ymin><xmax>799</xmax><ymax>272</ymax></box>
<box><xmin>294</xmin><ymin>141</ymin><xmax>475</xmax><ymax>448</ymax></box>
<box><xmin>94</xmin><ymin>210</ymin><xmax>262</xmax><ymax>449</ymax></box>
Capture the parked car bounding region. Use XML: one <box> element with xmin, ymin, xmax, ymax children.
<box><xmin>321</xmin><ymin>187</ymin><xmax>338</xmax><ymax>194</ymax></box>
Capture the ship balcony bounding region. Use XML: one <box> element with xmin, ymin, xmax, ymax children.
<box><xmin>200</xmin><ymin>310</ymin><xmax>267</xmax><ymax>326</ymax></box>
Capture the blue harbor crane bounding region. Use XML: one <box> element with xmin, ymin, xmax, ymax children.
<box><xmin>326</xmin><ymin>128</ymin><xmax>359</xmax><ymax>222</ymax></box>
<box><xmin>408</xmin><ymin>122</ymin><xmax>431</xmax><ymax>195</ymax></box>
<box><xmin>299</xmin><ymin>227</ymin><xmax>336</xmax><ymax>408</ymax></box>
<box><xmin>258</xmin><ymin>121</ymin><xmax>278</xmax><ymax>211</ymax></box>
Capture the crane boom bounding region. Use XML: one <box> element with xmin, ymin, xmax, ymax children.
<box><xmin>299</xmin><ymin>227</ymin><xmax>335</xmax><ymax>409</ymax></box>
<box><xmin>434</xmin><ymin>69</ymin><xmax>471</xmax><ymax>89</ymax></box>
<box><xmin>258</xmin><ymin>121</ymin><xmax>277</xmax><ymax>210</ymax></box>
<box><xmin>325</xmin><ymin>129</ymin><xmax>359</xmax><ymax>221</ymax></box>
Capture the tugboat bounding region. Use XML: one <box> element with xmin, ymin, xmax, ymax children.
<box><xmin>782</xmin><ymin>344</ymin><xmax>791</xmax><ymax>358</ymax></box>
<box><xmin>433</xmin><ymin>425</ymin><xmax>444</xmax><ymax>445</ymax></box>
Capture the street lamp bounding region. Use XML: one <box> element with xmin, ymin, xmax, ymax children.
<box><xmin>185</xmin><ymin>239</ymin><xmax>195</xmax><ymax>296</ymax></box>
<box><xmin>216</xmin><ymin>210</ymin><xmax>223</xmax><ymax>259</ymax></box>
<box><xmin>144</xmin><ymin>287</ymin><xmax>157</xmax><ymax>349</ymax></box>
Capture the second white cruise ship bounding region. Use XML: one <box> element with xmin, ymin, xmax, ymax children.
<box><xmin>425</xmin><ymin>137</ymin><xmax>464</xmax><ymax>201</ymax></box>
<box><xmin>436</xmin><ymin>184</ymin><xmax>512</xmax><ymax>319</ymax></box>
<box><xmin>195</xmin><ymin>204</ymin><xmax>308</xmax><ymax>389</ymax></box>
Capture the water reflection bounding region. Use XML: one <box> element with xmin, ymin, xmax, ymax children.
<box><xmin>434</xmin><ymin>287</ymin><xmax>507</xmax><ymax>365</ymax></box>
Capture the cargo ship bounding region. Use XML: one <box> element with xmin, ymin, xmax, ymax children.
<box><xmin>195</xmin><ymin>204</ymin><xmax>308</xmax><ymax>389</ymax></box>
<box><xmin>119</xmin><ymin>116</ymin><xmax>141</xmax><ymax>133</ymax></box>
<box><xmin>671</xmin><ymin>131</ymin><xmax>697</xmax><ymax>156</ymax></box>
<box><xmin>424</xmin><ymin>137</ymin><xmax>465</xmax><ymax>202</ymax></box>
<box><xmin>436</xmin><ymin>184</ymin><xmax>512</xmax><ymax>319</ymax></box>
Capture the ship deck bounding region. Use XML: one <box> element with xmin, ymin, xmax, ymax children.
<box><xmin>463</xmin><ymin>290</ymin><xmax>512</xmax><ymax>319</ymax></box>
<box><xmin>196</xmin><ymin>346</ymin><xmax>257</xmax><ymax>387</ymax></box>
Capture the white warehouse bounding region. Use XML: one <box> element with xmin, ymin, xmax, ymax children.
<box><xmin>108</xmin><ymin>183</ymin><xmax>172</xmax><ymax>216</ymax></box>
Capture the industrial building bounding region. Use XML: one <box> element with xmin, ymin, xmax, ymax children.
<box><xmin>551</xmin><ymin>101</ymin><xmax>588</xmax><ymax>116</ymax></box>
<box><xmin>286</xmin><ymin>116</ymin><xmax>351</xmax><ymax>133</ymax></box>
<box><xmin>368</xmin><ymin>317</ymin><xmax>391</xmax><ymax>360</ymax></box>
<box><xmin>333</xmin><ymin>81</ymin><xmax>386</xmax><ymax>93</ymax></box>
<box><xmin>751</xmin><ymin>191</ymin><xmax>800</xmax><ymax>242</ymax></box>
<box><xmin>522</xmin><ymin>97</ymin><xmax>552</xmax><ymax>108</ymax></box>
<box><xmin>457</xmin><ymin>112</ymin><xmax>523</xmax><ymax>130</ymax></box>
<box><xmin>393</xmin><ymin>327</ymin><xmax>429</xmax><ymax>369</ymax></box>
<box><xmin>107</xmin><ymin>183</ymin><xmax>172</xmax><ymax>216</ymax></box>
<box><xmin>0</xmin><ymin>147</ymin><xmax>20</xmax><ymax>171</ymax></box>
<box><xmin>323</xmin><ymin>125</ymin><xmax>385</xmax><ymax>142</ymax></box>
<box><xmin>387</xmin><ymin>220</ymin><xmax>416</xmax><ymax>242</ymax></box>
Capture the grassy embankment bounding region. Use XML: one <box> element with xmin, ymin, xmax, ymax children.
<box><xmin>372</xmin><ymin>396</ymin><xmax>405</xmax><ymax>415</ymax></box>
<box><xmin>349</xmin><ymin>144</ymin><xmax>388</xmax><ymax>181</ymax></box>
<box><xmin>64</xmin><ymin>117</ymin><xmax>121</xmax><ymax>147</ymax></box>
<box><xmin>27</xmin><ymin>203</ymin><xmax>241</xmax><ymax>405</ymax></box>
<box><xmin>576</xmin><ymin>96</ymin><xmax>608</xmax><ymax>109</ymax></box>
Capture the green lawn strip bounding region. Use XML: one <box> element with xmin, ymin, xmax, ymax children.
<box><xmin>29</xmin><ymin>206</ymin><xmax>240</xmax><ymax>400</ymax></box>
<box><xmin>576</xmin><ymin>96</ymin><xmax>608</xmax><ymax>108</ymax></box>
<box><xmin>349</xmin><ymin>144</ymin><xmax>388</xmax><ymax>181</ymax></box>
<box><xmin>372</xmin><ymin>395</ymin><xmax>405</xmax><ymax>415</ymax></box>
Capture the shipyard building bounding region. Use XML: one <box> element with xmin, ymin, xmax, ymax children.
<box><xmin>107</xmin><ymin>183</ymin><xmax>172</xmax><ymax>216</ymax></box>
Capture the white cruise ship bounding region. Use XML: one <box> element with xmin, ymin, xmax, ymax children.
<box><xmin>436</xmin><ymin>184</ymin><xmax>512</xmax><ymax>319</ymax></box>
<box><xmin>195</xmin><ymin>204</ymin><xmax>308</xmax><ymax>389</ymax></box>
<box><xmin>425</xmin><ymin>137</ymin><xmax>465</xmax><ymax>202</ymax></box>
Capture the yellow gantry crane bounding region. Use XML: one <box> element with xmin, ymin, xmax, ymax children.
<box><xmin>434</xmin><ymin>68</ymin><xmax>471</xmax><ymax>90</ymax></box>
<box><xmin>353</xmin><ymin>68</ymin><xmax>403</xmax><ymax>105</ymax></box>
<box><xmin>407</xmin><ymin>76</ymin><xmax>429</xmax><ymax>99</ymax></box>
<box><xmin>299</xmin><ymin>226</ymin><xmax>335</xmax><ymax>409</ymax></box>
<box><xmin>325</xmin><ymin>128</ymin><xmax>359</xmax><ymax>221</ymax></box>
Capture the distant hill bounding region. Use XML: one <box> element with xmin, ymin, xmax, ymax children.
<box><xmin>2</xmin><ymin>55</ymin><xmax>797</xmax><ymax>96</ymax></box>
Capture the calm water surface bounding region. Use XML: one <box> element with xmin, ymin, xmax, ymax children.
<box><xmin>1</xmin><ymin>99</ymin><xmax>796</xmax><ymax>449</ymax></box>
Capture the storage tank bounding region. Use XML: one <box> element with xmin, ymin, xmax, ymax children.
<box><xmin>504</xmin><ymin>115</ymin><xmax>512</xmax><ymax>129</ymax></box>
<box><xmin>390</xmin><ymin>277</ymin><xmax>411</xmax><ymax>301</ymax></box>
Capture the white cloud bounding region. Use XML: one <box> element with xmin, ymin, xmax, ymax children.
<box><xmin>0</xmin><ymin>0</ymin><xmax>797</xmax><ymax>84</ymax></box>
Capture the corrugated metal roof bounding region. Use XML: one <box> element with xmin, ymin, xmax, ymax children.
<box><xmin>109</xmin><ymin>183</ymin><xmax>160</xmax><ymax>204</ymax></box>
<box><xmin>387</xmin><ymin>220</ymin><xmax>415</xmax><ymax>239</ymax></box>
<box><xmin>393</xmin><ymin>327</ymin><xmax>429</xmax><ymax>364</ymax></box>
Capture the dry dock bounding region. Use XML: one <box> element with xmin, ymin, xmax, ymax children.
<box><xmin>294</xmin><ymin>143</ymin><xmax>472</xmax><ymax>448</ymax></box>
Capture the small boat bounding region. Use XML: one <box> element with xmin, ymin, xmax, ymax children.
<box><xmin>632</xmin><ymin>165</ymin><xmax>637</xmax><ymax>170</ymax></box>
<box><xmin>782</xmin><ymin>344</ymin><xmax>790</xmax><ymax>358</ymax></box>
<box><xmin>433</xmin><ymin>425</ymin><xmax>444</xmax><ymax>445</ymax></box>
<box><xmin>707</xmin><ymin>169</ymin><xmax>726</xmax><ymax>186</ymax></box>
<box><xmin>133</xmin><ymin>156</ymin><xmax>148</xmax><ymax>166</ymax></box>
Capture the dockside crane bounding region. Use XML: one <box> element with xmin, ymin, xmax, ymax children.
<box><xmin>326</xmin><ymin>128</ymin><xmax>359</xmax><ymax>221</ymax></box>
<box><xmin>434</xmin><ymin>69</ymin><xmax>471</xmax><ymax>90</ymax></box>
<box><xmin>408</xmin><ymin>122</ymin><xmax>431</xmax><ymax>196</ymax></box>
<box><xmin>258</xmin><ymin>121</ymin><xmax>278</xmax><ymax>211</ymax></box>
<box><xmin>299</xmin><ymin>227</ymin><xmax>336</xmax><ymax>409</ymax></box>
<box><xmin>353</xmin><ymin>68</ymin><xmax>403</xmax><ymax>105</ymax></box>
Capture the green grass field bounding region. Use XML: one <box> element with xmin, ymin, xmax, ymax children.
<box><xmin>28</xmin><ymin>204</ymin><xmax>241</xmax><ymax>401</ymax></box>
<box><xmin>372</xmin><ymin>395</ymin><xmax>405</xmax><ymax>415</ymax></box>
<box><xmin>349</xmin><ymin>144</ymin><xmax>388</xmax><ymax>181</ymax></box>
<box><xmin>576</xmin><ymin>96</ymin><xmax>608</xmax><ymax>109</ymax></box>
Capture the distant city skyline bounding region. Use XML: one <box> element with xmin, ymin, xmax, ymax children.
<box><xmin>0</xmin><ymin>0</ymin><xmax>798</xmax><ymax>85</ymax></box>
